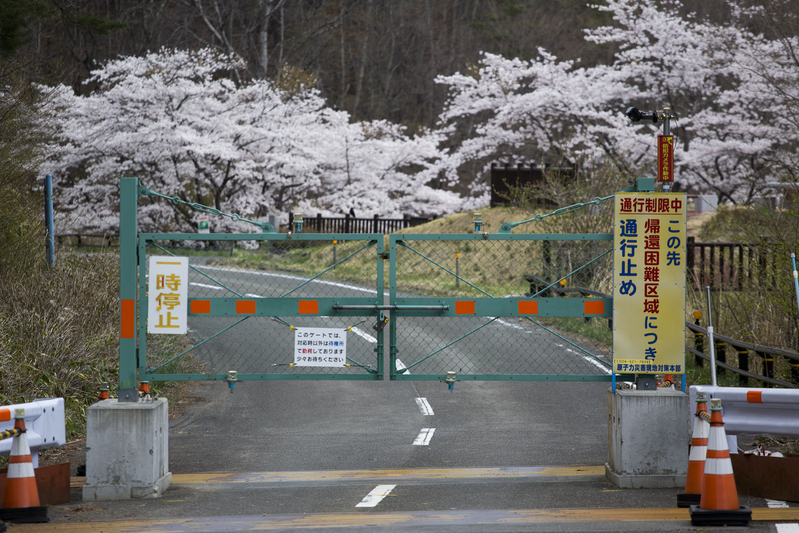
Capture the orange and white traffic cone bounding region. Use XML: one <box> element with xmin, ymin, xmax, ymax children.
<box><xmin>0</xmin><ymin>409</ymin><xmax>48</xmax><ymax>523</ymax></box>
<box><xmin>677</xmin><ymin>391</ymin><xmax>709</xmax><ymax>507</ymax></box>
<box><xmin>689</xmin><ymin>398</ymin><xmax>751</xmax><ymax>526</ymax></box>
<box><xmin>139</xmin><ymin>381</ymin><xmax>151</xmax><ymax>400</ymax></box>
<box><xmin>99</xmin><ymin>382</ymin><xmax>110</xmax><ymax>401</ymax></box>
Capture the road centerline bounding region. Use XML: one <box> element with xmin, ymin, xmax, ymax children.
<box><xmin>413</xmin><ymin>428</ymin><xmax>435</xmax><ymax>445</ymax></box>
<box><xmin>415</xmin><ymin>397</ymin><xmax>434</xmax><ymax>415</ymax></box>
<box><xmin>355</xmin><ymin>484</ymin><xmax>396</xmax><ymax>507</ymax></box>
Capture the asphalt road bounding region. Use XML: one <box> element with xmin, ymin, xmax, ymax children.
<box><xmin>16</xmin><ymin>262</ymin><xmax>797</xmax><ymax>532</ymax></box>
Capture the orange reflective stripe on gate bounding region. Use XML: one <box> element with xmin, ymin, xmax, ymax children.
<box><xmin>584</xmin><ymin>300</ymin><xmax>605</xmax><ymax>315</ymax></box>
<box><xmin>191</xmin><ymin>300</ymin><xmax>211</xmax><ymax>314</ymax></box>
<box><xmin>298</xmin><ymin>300</ymin><xmax>319</xmax><ymax>314</ymax></box>
<box><xmin>518</xmin><ymin>301</ymin><xmax>538</xmax><ymax>315</ymax></box>
<box><xmin>236</xmin><ymin>300</ymin><xmax>256</xmax><ymax>314</ymax></box>
<box><xmin>0</xmin><ymin>409</ymin><xmax>10</xmax><ymax>423</ymax></box>
<box><xmin>121</xmin><ymin>299</ymin><xmax>135</xmax><ymax>338</ymax></box>
<box><xmin>455</xmin><ymin>301</ymin><xmax>475</xmax><ymax>315</ymax></box>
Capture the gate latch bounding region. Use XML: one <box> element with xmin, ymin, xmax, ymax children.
<box><xmin>373</xmin><ymin>312</ymin><xmax>389</xmax><ymax>333</ymax></box>
<box><xmin>444</xmin><ymin>371</ymin><xmax>458</xmax><ymax>391</ymax></box>
<box><xmin>227</xmin><ymin>370</ymin><xmax>238</xmax><ymax>393</ymax></box>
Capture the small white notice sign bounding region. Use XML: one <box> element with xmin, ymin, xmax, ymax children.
<box><xmin>293</xmin><ymin>327</ymin><xmax>347</xmax><ymax>367</ymax></box>
<box><xmin>147</xmin><ymin>256</ymin><xmax>189</xmax><ymax>334</ymax></box>
<box><xmin>197</xmin><ymin>215</ymin><xmax>210</xmax><ymax>234</ymax></box>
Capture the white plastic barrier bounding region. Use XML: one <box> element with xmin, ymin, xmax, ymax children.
<box><xmin>0</xmin><ymin>398</ymin><xmax>66</xmax><ymax>468</ymax></box>
<box><xmin>690</xmin><ymin>386</ymin><xmax>799</xmax><ymax>439</ymax></box>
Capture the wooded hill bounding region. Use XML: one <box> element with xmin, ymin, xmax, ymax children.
<box><xmin>7</xmin><ymin>0</ymin><xmax>744</xmax><ymax>129</ymax></box>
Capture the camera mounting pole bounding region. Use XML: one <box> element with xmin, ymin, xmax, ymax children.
<box><xmin>623</xmin><ymin>105</ymin><xmax>677</xmax><ymax>193</ymax></box>
<box><xmin>658</xmin><ymin>107</ymin><xmax>675</xmax><ymax>193</ymax></box>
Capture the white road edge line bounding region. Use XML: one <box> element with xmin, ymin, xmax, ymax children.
<box><xmin>413</xmin><ymin>428</ymin><xmax>435</xmax><ymax>445</ymax></box>
<box><xmin>195</xmin><ymin>264</ymin><xmax>375</xmax><ymax>293</ymax></box>
<box><xmin>190</xmin><ymin>282</ymin><xmax>223</xmax><ymax>290</ymax></box>
<box><xmin>415</xmin><ymin>398</ymin><xmax>434</xmax><ymax>416</ymax></box>
<box><xmin>355</xmin><ymin>484</ymin><xmax>396</xmax><ymax>508</ymax></box>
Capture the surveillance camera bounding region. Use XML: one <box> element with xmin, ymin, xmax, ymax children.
<box><xmin>624</xmin><ymin>106</ymin><xmax>657</xmax><ymax>124</ymax></box>
<box><xmin>625</xmin><ymin>106</ymin><xmax>643</xmax><ymax>122</ymax></box>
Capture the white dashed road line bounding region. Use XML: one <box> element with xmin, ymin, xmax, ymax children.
<box><xmin>413</xmin><ymin>428</ymin><xmax>436</xmax><ymax>445</ymax></box>
<box><xmin>415</xmin><ymin>398</ymin><xmax>434</xmax><ymax>416</ymax></box>
<box><xmin>355</xmin><ymin>485</ymin><xmax>396</xmax><ymax>507</ymax></box>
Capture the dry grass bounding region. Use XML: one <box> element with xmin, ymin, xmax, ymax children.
<box><xmin>0</xmin><ymin>253</ymin><xmax>120</xmax><ymax>438</ymax></box>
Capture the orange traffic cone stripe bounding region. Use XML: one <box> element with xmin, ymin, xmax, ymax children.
<box><xmin>683</xmin><ymin>398</ymin><xmax>709</xmax><ymax>496</ymax></box>
<box><xmin>2</xmin><ymin>414</ymin><xmax>41</xmax><ymax>509</ymax></box>
<box><xmin>698</xmin><ymin>400</ymin><xmax>740</xmax><ymax>511</ymax></box>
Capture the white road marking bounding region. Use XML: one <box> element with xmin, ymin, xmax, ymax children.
<box><xmin>396</xmin><ymin>358</ymin><xmax>411</xmax><ymax>375</ymax></box>
<box><xmin>195</xmin><ymin>265</ymin><xmax>375</xmax><ymax>293</ymax></box>
<box><xmin>767</xmin><ymin>499</ymin><xmax>799</xmax><ymax>532</ymax></box>
<box><xmin>351</xmin><ymin>327</ymin><xmax>377</xmax><ymax>343</ymax></box>
<box><xmin>415</xmin><ymin>398</ymin><xmax>434</xmax><ymax>416</ymax></box>
<box><xmin>413</xmin><ymin>428</ymin><xmax>435</xmax><ymax>445</ymax></box>
<box><xmin>565</xmin><ymin>348</ymin><xmax>612</xmax><ymax>375</ymax></box>
<box><xmin>355</xmin><ymin>485</ymin><xmax>396</xmax><ymax>507</ymax></box>
<box><xmin>190</xmin><ymin>282</ymin><xmax>223</xmax><ymax>290</ymax></box>
<box><xmin>245</xmin><ymin>293</ymin><xmax>263</xmax><ymax>298</ymax></box>
<box><xmin>767</xmin><ymin>500</ymin><xmax>790</xmax><ymax>508</ymax></box>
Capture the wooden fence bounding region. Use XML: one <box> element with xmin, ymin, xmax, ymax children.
<box><xmin>304</xmin><ymin>213</ymin><xmax>435</xmax><ymax>234</ymax></box>
<box><xmin>686</xmin><ymin>237</ymin><xmax>779</xmax><ymax>290</ymax></box>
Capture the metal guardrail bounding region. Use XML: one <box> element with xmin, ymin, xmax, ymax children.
<box><xmin>690</xmin><ymin>386</ymin><xmax>799</xmax><ymax>437</ymax></box>
<box><xmin>0</xmin><ymin>398</ymin><xmax>66</xmax><ymax>468</ymax></box>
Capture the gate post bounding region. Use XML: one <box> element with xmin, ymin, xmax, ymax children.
<box><xmin>119</xmin><ymin>177</ymin><xmax>139</xmax><ymax>402</ymax></box>
<box><xmin>83</xmin><ymin>177</ymin><xmax>172</xmax><ymax>502</ymax></box>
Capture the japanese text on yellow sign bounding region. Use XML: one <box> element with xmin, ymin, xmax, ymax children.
<box><xmin>613</xmin><ymin>193</ymin><xmax>686</xmax><ymax>374</ymax></box>
<box><xmin>147</xmin><ymin>256</ymin><xmax>189</xmax><ymax>334</ymax></box>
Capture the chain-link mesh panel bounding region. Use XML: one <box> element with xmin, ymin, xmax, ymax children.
<box><xmin>391</xmin><ymin>236</ymin><xmax>613</xmax><ymax>378</ymax></box>
<box><xmin>141</xmin><ymin>235</ymin><xmax>382</xmax><ymax>379</ymax></box>
<box><xmin>393</xmin><ymin>316</ymin><xmax>611</xmax><ymax>377</ymax></box>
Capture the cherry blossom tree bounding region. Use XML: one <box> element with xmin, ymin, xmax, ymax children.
<box><xmin>43</xmin><ymin>47</ymin><xmax>459</xmax><ymax>233</ymax></box>
<box><xmin>435</xmin><ymin>0</ymin><xmax>799</xmax><ymax>205</ymax></box>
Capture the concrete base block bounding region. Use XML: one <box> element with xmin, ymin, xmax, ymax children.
<box><xmin>605</xmin><ymin>464</ymin><xmax>686</xmax><ymax>488</ymax></box>
<box><xmin>82</xmin><ymin>398</ymin><xmax>170</xmax><ymax>502</ymax></box>
<box><xmin>606</xmin><ymin>388</ymin><xmax>689</xmax><ymax>489</ymax></box>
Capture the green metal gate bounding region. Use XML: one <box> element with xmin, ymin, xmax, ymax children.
<box><xmin>387</xmin><ymin>233</ymin><xmax>615</xmax><ymax>382</ymax></box>
<box><xmin>117</xmin><ymin>178</ymin><xmax>385</xmax><ymax>400</ymax></box>
<box><xmin>117</xmin><ymin>178</ymin><xmax>643</xmax><ymax>399</ymax></box>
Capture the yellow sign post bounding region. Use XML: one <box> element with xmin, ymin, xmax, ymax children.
<box><xmin>613</xmin><ymin>193</ymin><xmax>686</xmax><ymax>375</ymax></box>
